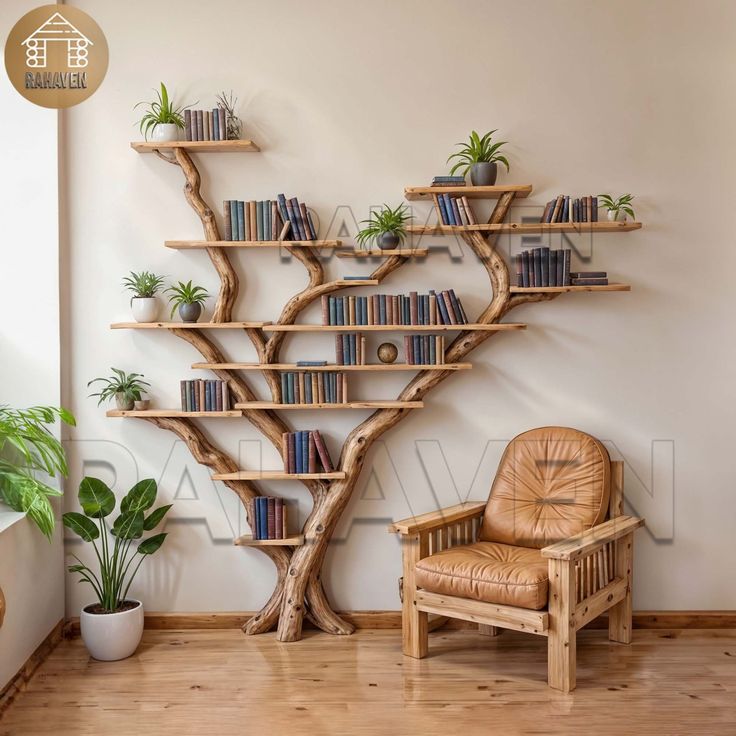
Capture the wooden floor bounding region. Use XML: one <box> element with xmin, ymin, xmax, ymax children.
<box><xmin>2</xmin><ymin>628</ymin><xmax>735</xmax><ymax>735</ymax></box>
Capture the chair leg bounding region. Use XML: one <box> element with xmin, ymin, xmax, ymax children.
<box><xmin>548</xmin><ymin>558</ymin><xmax>576</xmax><ymax>692</ymax></box>
<box><xmin>402</xmin><ymin>532</ymin><xmax>428</xmax><ymax>658</ymax></box>
<box><xmin>609</xmin><ymin>533</ymin><xmax>634</xmax><ymax>644</ymax></box>
<box><xmin>478</xmin><ymin>624</ymin><xmax>502</xmax><ymax>636</ymax></box>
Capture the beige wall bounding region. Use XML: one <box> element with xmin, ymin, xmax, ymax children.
<box><xmin>62</xmin><ymin>0</ymin><xmax>736</xmax><ymax>616</ymax></box>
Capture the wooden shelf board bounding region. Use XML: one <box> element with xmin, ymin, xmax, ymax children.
<box><xmin>510</xmin><ymin>284</ymin><xmax>631</xmax><ymax>293</ymax></box>
<box><xmin>405</xmin><ymin>185</ymin><xmax>533</xmax><ymax>201</ymax></box>
<box><xmin>333</xmin><ymin>279</ymin><xmax>380</xmax><ymax>286</ymax></box>
<box><xmin>234</xmin><ymin>534</ymin><xmax>304</xmax><ymax>547</ymax></box>
<box><xmin>110</xmin><ymin>322</ymin><xmax>270</xmax><ymax>330</ymax></box>
<box><xmin>262</xmin><ymin>323</ymin><xmax>525</xmax><ymax>332</ymax></box>
<box><xmin>235</xmin><ymin>401</ymin><xmax>424</xmax><ymax>410</ymax></box>
<box><xmin>408</xmin><ymin>222</ymin><xmax>642</xmax><ymax>234</ymax></box>
<box><xmin>213</xmin><ymin>470</ymin><xmax>345</xmax><ymax>481</ymax></box>
<box><xmin>337</xmin><ymin>249</ymin><xmax>428</xmax><ymax>258</ymax></box>
<box><xmin>131</xmin><ymin>140</ymin><xmax>260</xmax><ymax>153</ymax></box>
<box><xmin>165</xmin><ymin>240</ymin><xmax>342</xmax><ymax>249</ymax></box>
<box><xmin>193</xmin><ymin>362</ymin><xmax>472</xmax><ymax>372</ymax></box>
<box><xmin>107</xmin><ymin>410</ymin><xmax>242</xmax><ymax>418</ymax></box>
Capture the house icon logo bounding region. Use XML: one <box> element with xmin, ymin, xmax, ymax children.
<box><xmin>22</xmin><ymin>12</ymin><xmax>93</xmax><ymax>69</ymax></box>
<box><xmin>4</xmin><ymin>4</ymin><xmax>108</xmax><ymax>109</ymax></box>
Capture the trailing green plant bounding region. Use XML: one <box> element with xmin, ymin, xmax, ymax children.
<box><xmin>447</xmin><ymin>129</ymin><xmax>510</xmax><ymax>176</ymax></box>
<box><xmin>355</xmin><ymin>204</ymin><xmax>410</xmax><ymax>248</ymax></box>
<box><xmin>598</xmin><ymin>193</ymin><xmax>635</xmax><ymax>220</ymax></box>
<box><xmin>122</xmin><ymin>271</ymin><xmax>165</xmax><ymax>300</ymax></box>
<box><xmin>135</xmin><ymin>82</ymin><xmax>193</xmax><ymax>140</ymax></box>
<box><xmin>0</xmin><ymin>405</ymin><xmax>75</xmax><ymax>539</ymax></box>
<box><xmin>88</xmin><ymin>369</ymin><xmax>150</xmax><ymax>407</ymax></box>
<box><xmin>165</xmin><ymin>280</ymin><xmax>210</xmax><ymax>318</ymax></box>
<box><xmin>63</xmin><ymin>477</ymin><xmax>171</xmax><ymax>612</ymax></box>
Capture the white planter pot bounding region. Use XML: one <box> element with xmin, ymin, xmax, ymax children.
<box><xmin>80</xmin><ymin>599</ymin><xmax>144</xmax><ymax>661</ymax></box>
<box><xmin>606</xmin><ymin>209</ymin><xmax>625</xmax><ymax>222</ymax></box>
<box><xmin>131</xmin><ymin>297</ymin><xmax>159</xmax><ymax>323</ymax></box>
<box><xmin>151</xmin><ymin>123</ymin><xmax>179</xmax><ymax>142</ymax></box>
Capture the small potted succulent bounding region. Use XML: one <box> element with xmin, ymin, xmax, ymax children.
<box><xmin>165</xmin><ymin>280</ymin><xmax>210</xmax><ymax>323</ymax></box>
<box><xmin>447</xmin><ymin>129</ymin><xmax>510</xmax><ymax>186</ymax></box>
<box><xmin>356</xmin><ymin>204</ymin><xmax>410</xmax><ymax>251</ymax></box>
<box><xmin>135</xmin><ymin>82</ymin><xmax>191</xmax><ymax>142</ymax></box>
<box><xmin>123</xmin><ymin>270</ymin><xmax>165</xmax><ymax>323</ymax></box>
<box><xmin>63</xmin><ymin>477</ymin><xmax>171</xmax><ymax>661</ymax></box>
<box><xmin>88</xmin><ymin>368</ymin><xmax>150</xmax><ymax>411</ymax></box>
<box><xmin>598</xmin><ymin>193</ymin><xmax>635</xmax><ymax>222</ymax></box>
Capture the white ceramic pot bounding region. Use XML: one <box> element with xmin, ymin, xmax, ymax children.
<box><xmin>607</xmin><ymin>209</ymin><xmax>625</xmax><ymax>222</ymax></box>
<box><xmin>151</xmin><ymin>123</ymin><xmax>179</xmax><ymax>142</ymax></box>
<box><xmin>131</xmin><ymin>297</ymin><xmax>159</xmax><ymax>323</ymax></box>
<box><xmin>80</xmin><ymin>599</ymin><xmax>144</xmax><ymax>661</ymax></box>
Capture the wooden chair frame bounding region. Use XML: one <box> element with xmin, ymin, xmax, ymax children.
<box><xmin>388</xmin><ymin>461</ymin><xmax>644</xmax><ymax>692</ymax></box>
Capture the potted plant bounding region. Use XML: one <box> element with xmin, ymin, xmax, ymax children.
<box><xmin>122</xmin><ymin>270</ymin><xmax>165</xmax><ymax>323</ymax></box>
<box><xmin>135</xmin><ymin>82</ymin><xmax>191</xmax><ymax>142</ymax></box>
<box><xmin>88</xmin><ymin>368</ymin><xmax>151</xmax><ymax>411</ymax></box>
<box><xmin>598</xmin><ymin>193</ymin><xmax>635</xmax><ymax>222</ymax></box>
<box><xmin>0</xmin><ymin>404</ymin><xmax>75</xmax><ymax>538</ymax></box>
<box><xmin>165</xmin><ymin>280</ymin><xmax>210</xmax><ymax>322</ymax></box>
<box><xmin>356</xmin><ymin>204</ymin><xmax>410</xmax><ymax>251</ymax></box>
<box><xmin>63</xmin><ymin>477</ymin><xmax>171</xmax><ymax>661</ymax></box>
<box><xmin>447</xmin><ymin>129</ymin><xmax>510</xmax><ymax>186</ymax></box>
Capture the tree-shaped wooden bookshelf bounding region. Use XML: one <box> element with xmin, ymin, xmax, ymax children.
<box><xmin>113</xmin><ymin>139</ymin><xmax>640</xmax><ymax>642</ymax></box>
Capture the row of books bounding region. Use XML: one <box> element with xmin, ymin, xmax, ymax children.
<box><xmin>404</xmin><ymin>335</ymin><xmax>446</xmax><ymax>365</ymax></box>
<box><xmin>179</xmin><ymin>380</ymin><xmax>230</xmax><ymax>412</ymax></box>
<box><xmin>281</xmin><ymin>430</ymin><xmax>334</xmax><ymax>473</ymax></box>
<box><xmin>540</xmin><ymin>195</ymin><xmax>599</xmax><ymax>224</ymax></box>
<box><xmin>568</xmin><ymin>271</ymin><xmax>609</xmax><ymax>286</ymax></box>
<box><xmin>431</xmin><ymin>175</ymin><xmax>466</xmax><ymax>186</ymax></box>
<box><xmin>184</xmin><ymin>109</ymin><xmax>227</xmax><ymax>142</ymax></box>
<box><xmin>515</xmin><ymin>248</ymin><xmax>571</xmax><ymax>288</ymax></box>
<box><xmin>434</xmin><ymin>194</ymin><xmax>477</xmax><ymax>226</ymax></box>
<box><xmin>280</xmin><ymin>372</ymin><xmax>347</xmax><ymax>404</ymax></box>
<box><xmin>223</xmin><ymin>194</ymin><xmax>316</xmax><ymax>242</ymax></box>
<box><xmin>251</xmin><ymin>496</ymin><xmax>288</xmax><ymax>540</ymax></box>
<box><xmin>320</xmin><ymin>290</ymin><xmax>468</xmax><ymax>326</ymax></box>
<box><xmin>336</xmin><ymin>334</ymin><xmax>366</xmax><ymax>365</ymax></box>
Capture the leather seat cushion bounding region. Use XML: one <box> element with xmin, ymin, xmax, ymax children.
<box><xmin>415</xmin><ymin>541</ymin><xmax>548</xmax><ymax>610</ymax></box>
<box><xmin>479</xmin><ymin>426</ymin><xmax>611</xmax><ymax>548</ymax></box>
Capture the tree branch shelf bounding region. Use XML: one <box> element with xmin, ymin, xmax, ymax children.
<box><xmin>107</xmin><ymin>410</ymin><xmax>242</xmax><ymax>418</ymax></box>
<box><xmin>166</xmin><ymin>240</ymin><xmax>343</xmax><ymax>249</ymax></box>
<box><xmin>111</xmin><ymin>322</ymin><xmax>271</xmax><ymax>330</ymax></box>
<box><xmin>131</xmin><ymin>140</ymin><xmax>260</xmax><ymax>153</ymax></box>
<box><xmin>192</xmin><ymin>362</ymin><xmax>472</xmax><ymax>372</ymax></box>
<box><xmin>404</xmin><ymin>185</ymin><xmax>533</xmax><ymax>200</ymax></box>
<box><xmin>510</xmin><ymin>284</ymin><xmax>631</xmax><ymax>293</ymax></box>
<box><xmin>235</xmin><ymin>534</ymin><xmax>304</xmax><ymax>547</ymax></box>
<box><xmin>262</xmin><ymin>323</ymin><xmax>525</xmax><ymax>332</ymax></box>
<box><xmin>213</xmin><ymin>471</ymin><xmax>346</xmax><ymax>481</ymax></box>
<box><xmin>234</xmin><ymin>401</ymin><xmax>424</xmax><ymax>410</ymax></box>
<box><xmin>408</xmin><ymin>222</ymin><xmax>642</xmax><ymax>234</ymax></box>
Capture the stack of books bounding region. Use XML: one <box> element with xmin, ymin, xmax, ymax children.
<box><xmin>431</xmin><ymin>175</ymin><xmax>466</xmax><ymax>186</ymax></box>
<box><xmin>515</xmin><ymin>248</ymin><xmax>571</xmax><ymax>288</ymax></box>
<box><xmin>280</xmin><ymin>372</ymin><xmax>347</xmax><ymax>404</ymax></box>
<box><xmin>223</xmin><ymin>194</ymin><xmax>316</xmax><ymax>242</ymax></box>
<box><xmin>184</xmin><ymin>109</ymin><xmax>227</xmax><ymax>142</ymax></box>
<box><xmin>404</xmin><ymin>335</ymin><xmax>446</xmax><ymax>365</ymax></box>
<box><xmin>251</xmin><ymin>497</ymin><xmax>288</xmax><ymax>540</ymax></box>
<box><xmin>336</xmin><ymin>334</ymin><xmax>366</xmax><ymax>365</ymax></box>
<box><xmin>434</xmin><ymin>194</ymin><xmax>477</xmax><ymax>226</ymax></box>
<box><xmin>281</xmin><ymin>430</ymin><xmax>334</xmax><ymax>473</ymax></box>
<box><xmin>179</xmin><ymin>379</ymin><xmax>230</xmax><ymax>412</ymax></box>
<box><xmin>540</xmin><ymin>195</ymin><xmax>599</xmax><ymax>223</ymax></box>
<box><xmin>321</xmin><ymin>290</ymin><xmax>468</xmax><ymax>326</ymax></box>
<box><xmin>570</xmin><ymin>271</ymin><xmax>609</xmax><ymax>286</ymax></box>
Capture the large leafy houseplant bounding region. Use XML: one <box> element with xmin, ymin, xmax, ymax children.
<box><xmin>88</xmin><ymin>368</ymin><xmax>150</xmax><ymax>411</ymax></box>
<box><xmin>447</xmin><ymin>130</ymin><xmax>510</xmax><ymax>185</ymax></box>
<box><xmin>63</xmin><ymin>477</ymin><xmax>171</xmax><ymax>613</ymax></box>
<box><xmin>356</xmin><ymin>204</ymin><xmax>411</xmax><ymax>251</ymax></box>
<box><xmin>135</xmin><ymin>82</ymin><xmax>192</xmax><ymax>141</ymax></box>
<box><xmin>0</xmin><ymin>405</ymin><xmax>75</xmax><ymax>538</ymax></box>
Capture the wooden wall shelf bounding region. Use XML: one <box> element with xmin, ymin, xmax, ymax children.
<box><xmin>408</xmin><ymin>222</ymin><xmax>642</xmax><ymax>235</ymax></box>
<box><xmin>263</xmin><ymin>323</ymin><xmax>525</xmax><ymax>333</ymax></box>
<box><xmin>235</xmin><ymin>401</ymin><xmax>424</xmax><ymax>410</ymax></box>
<box><xmin>107</xmin><ymin>410</ymin><xmax>242</xmax><ymax>418</ymax></box>
<box><xmin>131</xmin><ymin>140</ymin><xmax>260</xmax><ymax>153</ymax></box>
<box><xmin>234</xmin><ymin>534</ymin><xmax>304</xmax><ymax>547</ymax></box>
<box><xmin>110</xmin><ymin>322</ymin><xmax>271</xmax><ymax>330</ymax></box>
<box><xmin>193</xmin><ymin>362</ymin><xmax>472</xmax><ymax>372</ymax></box>
<box><xmin>510</xmin><ymin>284</ymin><xmax>631</xmax><ymax>293</ymax></box>
<box><xmin>337</xmin><ymin>249</ymin><xmax>428</xmax><ymax>258</ymax></box>
<box><xmin>333</xmin><ymin>279</ymin><xmax>380</xmax><ymax>287</ymax></box>
<box><xmin>405</xmin><ymin>185</ymin><xmax>533</xmax><ymax>200</ymax></box>
<box><xmin>166</xmin><ymin>240</ymin><xmax>342</xmax><ymax>249</ymax></box>
<box><xmin>213</xmin><ymin>470</ymin><xmax>346</xmax><ymax>481</ymax></box>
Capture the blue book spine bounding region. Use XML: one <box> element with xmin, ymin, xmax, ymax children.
<box><xmin>429</xmin><ymin>335</ymin><xmax>436</xmax><ymax>364</ymax></box>
<box><xmin>562</xmin><ymin>197</ymin><xmax>569</xmax><ymax>223</ymax></box>
<box><xmin>290</xmin><ymin>198</ymin><xmax>306</xmax><ymax>240</ymax></box>
<box><xmin>342</xmin><ymin>335</ymin><xmax>350</xmax><ymax>365</ymax></box>
<box><xmin>281</xmin><ymin>372</ymin><xmax>287</xmax><ymax>400</ymax></box>
<box><xmin>443</xmin><ymin>194</ymin><xmax>457</xmax><ymax>225</ymax></box>
<box><xmin>305</xmin><ymin>375</ymin><xmax>312</xmax><ymax>404</ymax></box>
<box><xmin>255</xmin><ymin>497</ymin><xmax>263</xmax><ymax>539</ymax></box>
<box><xmin>300</xmin><ymin>431</ymin><xmax>309</xmax><ymax>470</ymax></box>
<box><xmin>289</xmin><ymin>373</ymin><xmax>297</xmax><ymax>404</ymax></box>
<box><xmin>277</xmin><ymin>194</ymin><xmax>289</xmax><ymax>227</ymax></box>
<box><xmin>329</xmin><ymin>297</ymin><xmax>336</xmax><ymax>326</ymax></box>
<box><xmin>330</xmin><ymin>373</ymin><xmax>337</xmax><ymax>403</ymax></box>
<box><xmin>336</xmin><ymin>297</ymin><xmax>344</xmax><ymax>326</ymax></box>
<box><xmin>205</xmin><ymin>381</ymin><xmax>211</xmax><ymax>411</ymax></box>
<box><xmin>297</xmin><ymin>361</ymin><xmax>327</xmax><ymax>366</ymax></box>
<box><xmin>450</xmin><ymin>196</ymin><xmax>462</xmax><ymax>225</ymax></box>
<box><xmin>259</xmin><ymin>497</ymin><xmax>268</xmax><ymax>539</ymax></box>
<box><xmin>237</xmin><ymin>201</ymin><xmax>245</xmax><ymax>241</ymax></box>
<box><xmin>255</xmin><ymin>201</ymin><xmax>262</xmax><ymax>241</ymax></box>
<box><xmin>379</xmin><ymin>295</ymin><xmax>386</xmax><ymax>325</ymax></box>
<box><xmin>264</xmin><ymin>200</ymin><xmax>271</xmax><ymax>241</ymax></box>
<box><xmin>437</xmin><ymin>195</ymin><xmax>449</xmax><ymax>225</ymax></box>
<box><xmin>423</xmin><ymin>295</ymin><xmax>430</xmax><ymax>325</ymax></box>
<box><xmin>229</xmin><ymin>201</ymin><xmax>238</xmax><ymax>241</ymax></box>
<box><xmin>212</xmin><ymin>109</ymin><xmax>219</xmax><ymax>141</ymax></box>
<box><xmin>295</xmin><ymin>432</ymin><xmax>302</xmax><ymax>473</ymax></box>
<box><xmin>306</xmin><ymin>211</ymin><xmax>317</xmax><ymax>240</ymax></box>
<box><xmin>436</xmin><ymin>292</ymin><xmax>451</xmax><ymax>324</ymax></box>
<box><xmin>349</xmin><ymin>333</ymin><xmax>355</xmax><ymax>365</ymax></box>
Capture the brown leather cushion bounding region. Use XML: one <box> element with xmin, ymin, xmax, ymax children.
<box><xmin>415</xmin><ymin>541</ymin><xmax>548</xmax><ymax>610</ymax></box>
<box><xmin>479</xmin><ymin>426</ymin><xmax>610</xmax><ymax>549</ymax></box>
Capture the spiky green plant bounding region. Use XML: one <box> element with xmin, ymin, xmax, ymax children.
<box><xmin>88</xmin><ymin>369</ymin><xmax>150</xmax><ymax>407</ymax></box>
<box><xmin>598</xmin><ymin>193</ymin><xmax>635</xmax><ymax>221</ymax></box>
<box><xmin>63</xmin><ymin>477</ymin><xmax>171</xmax><ymax>612</ymax></box>
<box><xmin>122</xmin><ymin>271</ymin><xmax>165</xmax><ymax>300</ymax></box>
<box><xmin>0</xmin><ymin>405</ymin><xmax>75</xmax><ymax>539</ymax></box>
<box><xmin>355</xmin><ymin>204</ymin><xmax>410</xmax><ymax>248</ymax></box>
<box><xmin>135</xmin><ymin>83</ymin><xmax>192</xmax><ymax>140</ymax></box>
<box><xmin>164</xmin><ymin>280</ymin><xmax>210</xmax><ymax>319</ymax></box>
<box><xmin>447</xmin><ymin>130</ymin><xmax>510</xmax><ymax>176</ymax></box>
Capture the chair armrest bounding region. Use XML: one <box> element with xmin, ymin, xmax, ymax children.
<box><xmin>387</xmin><ymin>502</ymin><xmax>487</xmax><ymax>536</ymax></box>
<box><xmin>541</xmin><ymin>515</ymin><xmax>644</xmax><ymax>561</ymax></box>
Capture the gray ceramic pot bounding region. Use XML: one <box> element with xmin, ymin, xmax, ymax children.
<box><xmin>115</xmin><ymin>393</ymin><xmax>134</xmax><ymax>411</ymax></box>
<box><xmin>378</xmin><ymin>232</ymin><xmax>400</xmax><ymax>251</ymax></box>
<box><xmin>470</xmin><ymin>162</ymin><xmax>498</xmax><ymax>186</ymax></box>
<box><xmin>179</xmin><ymin>302</ymin><xmax>202</xmax><ymax>323</ymax></box>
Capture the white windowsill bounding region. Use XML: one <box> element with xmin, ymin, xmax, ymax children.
<box><xmin>0</xmin><ymin>503</ymin><xmax>26</xmax><ymax>534</ymax></box>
